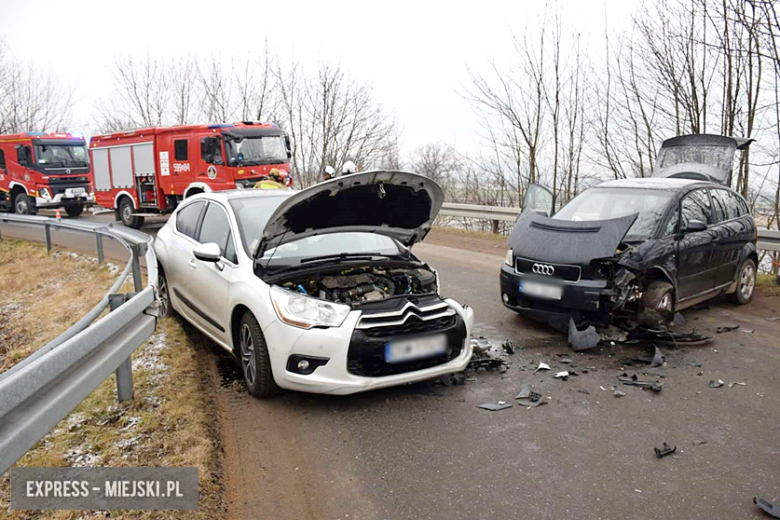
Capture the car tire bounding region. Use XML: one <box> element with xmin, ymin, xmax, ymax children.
<box><xmin>14</xmin><ymin>192</ymin><xmax>36</xmax><ymax>215</ymax></box>
<box><xmin>239</xmin><ymin>311</ymin><xmax>282</xmax><ymax>398</ymax></box>
<box><xmin>728</xmin><ymin>258</ymin><xmax>756</xmax><ymax>305</ymax></box>
<box><xmin>157</xmin><ymin>267</ymin><xmax>173</xmax><ymax>318</ymax></box>
<box><xmin>119</xmin><ymin>198</ymin><xmax>144</xmax><ymax>229</ymax></box>
<box><xmin>639</xmin><ymin>281</ymin><xmax>674</xmax><ymax>327</ymax></box>
<box><xmin>64</xmin><ymin>205</ymin><xmax>84</xmax><ymax>218</ymax></box>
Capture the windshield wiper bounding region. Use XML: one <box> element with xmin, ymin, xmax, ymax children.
<box><xmin>299</xmin><ymin>252</ymin><xmax>387</xmax><ymax>264</ymax></box>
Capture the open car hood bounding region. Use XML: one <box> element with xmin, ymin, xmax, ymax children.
<box><xmin>256</xmin><ymin>170</ymin><xmax>444</xmax><ymax>258</ymax></box>
<box><xmin>508</xmin><ymin>211</ymin><xmax>638</xmax><ymax>265</ymax></box>
<box><xmin>653</xmin><ymin>134</ymin><xmax>752</xmax><ymax>185</ymax></box>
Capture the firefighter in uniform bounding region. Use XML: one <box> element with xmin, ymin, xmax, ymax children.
<box><xmin>254</xmin><ymin>168</ymin><xmax>288</xmax><ymax>190</ymax></box>
<box><xmin>321</xmin><ymin>165</ymin><xmax>336</xmax><ymax>182</ymax></box>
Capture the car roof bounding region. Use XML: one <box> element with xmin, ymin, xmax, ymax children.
<box><xmin>596</xmin><ymin>177</ymin><xmax>713</xmax><ymax>191</ymax></box>
<box><xmin>190</xmin><ymin>189</ymin><xmax>298</xmax><ymax>204</ymax></box>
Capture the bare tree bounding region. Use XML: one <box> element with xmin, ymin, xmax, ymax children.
<box><xmin>0</xmin><ymin>39</ymin><xmax>75</xmax><ymax>134</ymax></box>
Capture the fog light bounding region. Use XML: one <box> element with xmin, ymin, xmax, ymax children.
<box><xmin>287</xmin><ymin>354</ymin><xmax>329</xmax><ymax>375</ymax></box>
<box><xmin>502</xmin><ymin>293</ymin><xmax>509</xmax><ymax>303</ymax></box>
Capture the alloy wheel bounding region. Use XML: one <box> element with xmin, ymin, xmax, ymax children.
<box><xmin>158</xmin><ymin>275</ymin><xmax>170</xmax><ymax>316</ymax></box>
<box><xmin>740</xmin><ymin>264</ymin><xmax>755</xmax><ymax>300</ymax></box>
<box><xmin>659</xmin><ymin>293</ymin><xmax>672</xmax><ymax>311</ymax></box>
<box><xmin>240</xmin><ymin>323</ymin><xmax>256</xmax><ymax>387</ymax></box>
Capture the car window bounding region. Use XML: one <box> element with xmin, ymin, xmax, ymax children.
<box><xmin>664</xmin><ymin>207</ymin><xmax>679</xmax><ymax>235</ymax></box>
<box><xmin>176</xmin><ymin>200</ymin><xmax>205</xmax><ymax>240</ymax></box>
<box><xmin>681</xmin><ymin>189</ymin><xmax>713</xmax><ymax>227</ymax></box>
<box><xmin>224</xmin><ymin>232</ymin><xmax>238</xmax><ymax>263</ymax></box>
<box><xmin>199</xmin><ymin>202</ymin><xmax>236</xmax><ymax>261</ymax></box>
<box><xmin>710</xmin><ymin>189</ymin><xmax>730</xmax><ymax>223</ymax></box>
<box><xmin>0</xmin><ymin>149</ymin><xmax>5</xmax><ymax>170</ymax></box>
<box><xmin>727</xmin><ymin>191</ymin><xmax>748</xmax><ymax>217</ymax></box>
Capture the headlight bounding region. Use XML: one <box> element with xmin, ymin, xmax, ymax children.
<box><xmin>234</xmin><ymin>182</ymin><xmax>244</xmax><ymax>190</ymax></box>
<box><xmin>504</xmin><ymin>248</ymin><xmax>513</xmax><ymax>267</ymax></box>
<box><xmin>39</xmin><ymin>187</ymin><xmax>51</xmax><ymax>199</ymax></box>
<box><xmin>270</xmin><ymin>286</ymin><xmax>350</xmax><ymax>329</ymax></box>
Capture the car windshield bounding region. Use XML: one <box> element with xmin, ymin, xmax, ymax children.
<box><xmin>34</xmin><ymin>144</ymin><xmax>89</xmax><ymax>168</ymax></box>
<box><xmin>226</xmin><ymin>136</ymin><xmax>287</xmax><ymax>166</ymax></box>
<box><xmin>230</xmin><ymin>194</ymin><xmax>291</xmax><ymax>255</ymax></box>
<box><xmin>259</xmin><ymin>233</ymin><xmax>401</xmax><ymax>263</ymax></box>
<box><xmin>553</xmin><ymin>187</ymin><xmax>675</xmax><ymax>240</ymax></box>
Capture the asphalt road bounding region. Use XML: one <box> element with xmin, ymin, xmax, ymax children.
<box><xmin>3</xmin><ymin>211</ymin><xmax>780</xmax><ymax>520</ymax></box>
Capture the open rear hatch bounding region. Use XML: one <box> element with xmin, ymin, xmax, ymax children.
<box><xmin>653</xmin><ymin>134</ymin><xmax>752</xmax><ymax>185</ymax></box>
<box><xmin>508</xmin><ymin>211</ymin><xmax>638</xmax><ymax>265</ymax></box>
<box><xmin>255</xmin><ymin>170</ymin><xmax>444</xmax><ymax>258</ymax></box>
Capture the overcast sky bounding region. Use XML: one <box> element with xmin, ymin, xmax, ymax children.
<box><xmin>0</xmin><ymin>0</ymin><xmax>637</xmax><ymax>151</ymax></box>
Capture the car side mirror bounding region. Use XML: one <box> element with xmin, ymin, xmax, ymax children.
<box><xmin>193</xmin><ymin>242</ymin><xmax>222</xmax><ymax>263</ymax></box>
<box><xmin>684</xmin><ymin>219</ymin><xmax>707</xmax><ymax>233</ymax></box>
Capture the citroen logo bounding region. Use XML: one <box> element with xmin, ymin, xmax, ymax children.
<box><xmin>532</xmin><ymin>263</ymin><xmax>555</xmax><ymax>276</ymax></box>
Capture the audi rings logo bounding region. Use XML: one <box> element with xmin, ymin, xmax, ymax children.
<box><xmin>532</xmin><ymin>263</ymin><xmax>555</xmax><ymax>276</ymax></box>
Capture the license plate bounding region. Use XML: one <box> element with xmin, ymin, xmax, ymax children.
<box><xmin>385</xmin><ymin>334</ymin><xmax>447</xmax><ymax>363</ymax></box>
<box><xmin>519</xmin><ymin>280</ymin><xmax>563</xmax><ymax>300</ymax></box>
<box><xmin>65</xmin><ymin>188</ymin><xmax>85</xmax><ymax>196</ymax></box>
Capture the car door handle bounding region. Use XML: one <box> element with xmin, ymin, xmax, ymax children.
<box><xmin>188</xmin><ymin>259</ymin><xmax>197</xmax><ymax>268</ymax></box>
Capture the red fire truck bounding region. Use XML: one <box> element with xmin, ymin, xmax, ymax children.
<box><xmin>89</xmin><ymin>122</ymin><xmax>292</xmax><ymax>228</ymax></box>
<box><xmin>0</xmin><ymin>132</ymin><xmax>94</xmax><ymax>216</ymax></box>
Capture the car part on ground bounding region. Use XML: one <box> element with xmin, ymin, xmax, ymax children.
<box><xmin>477</xmin><ymin>401</ymin><xmax>512</xmax><ymax>411</ymax></box>
<box><xmin>568</xmin><ymin>317</ymin><xmax>601</xmax><ymax>351</ymax></box>
<box><xmin>618</xmin><ymin>373</ymin><xmax>663</xmax><ymax>393</ymax></box>
<box><xmin>755</xmin><ymin>497</ymin><xmax>780</xmax><ymax>519</ymax></box>
<box><xmin>654</xmin><ymin>442</ymin><xmax>677</xmax><ymax>458</ymax></box>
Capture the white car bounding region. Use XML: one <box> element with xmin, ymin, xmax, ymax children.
<box><xmin>153</xmin><ymin>171</ymin><xmax>475</xmax><ymax>396</ymax></box>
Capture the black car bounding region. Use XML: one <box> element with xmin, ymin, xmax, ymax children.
<box><xmin>500</xmin><ymin>134</ymin><xmax>758</xmax><ymax>342</ymax></box>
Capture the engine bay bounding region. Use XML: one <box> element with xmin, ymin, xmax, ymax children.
<box><xmin>279</xmin><ymin>265</ymin><xmax>438</xmax><ymax>304</ymax></box>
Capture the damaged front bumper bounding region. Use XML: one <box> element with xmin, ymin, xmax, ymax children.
<box><xmin>499</xmin><ymin>263</ymin><xmax>612</xmax><ymax>331</ymax></box>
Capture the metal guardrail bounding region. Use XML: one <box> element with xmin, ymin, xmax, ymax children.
<box><xmin>440</xmin><ymin>202</ymin><xmax>522</xmax><ymax>222</ymax></box>
<box><xmin>0</xmin><ymin>214</ymin><xmax>159</xmax><ymax>475</ymax></box>
<box><xmin>439</xmin><ymin>202</ymin><xmax>780</xmax><ymax>252</ymax></box>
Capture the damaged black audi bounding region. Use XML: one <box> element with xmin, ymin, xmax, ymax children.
<box><xmin>500</xmin><ymin>134</ymin><xmax>758</xmax><ymax>347</ymax></box>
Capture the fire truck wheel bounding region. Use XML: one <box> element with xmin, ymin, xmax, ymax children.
<box><xmin>64</xmin><ymin>205</ymin><xmax>84</xmax><ymax>218</ymax></box>
<box><xmin>119</xmin><ymin>198</ymin><xmax>144</xmax><ymax>229</ymax></box>
<box><xmin>14</xmin><ymin>192</ymin><xmax>37</xmax><ymax>215</ymax></box>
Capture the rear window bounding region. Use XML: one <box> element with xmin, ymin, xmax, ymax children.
<box><xmin>176</xmin><ymin>200</ymin><xmax>205</xmax><ymax>239</ymax></box>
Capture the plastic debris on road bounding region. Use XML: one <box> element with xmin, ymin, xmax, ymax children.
<box><xmin>755</xmin><ymin>497</ymin><xmax>780</xmax><ymax>518</ymax></box>
<box><xmin>709</xmin><ymin>379</ymin><xmax>725</xmax><ymax>388</ymax></box>
<box><xmin>716</xmin><ymin>324</ymin><xmax>740</xmax><ymax>333</ymax></box>
<box><xmin>729</xmin><ymin>381</ymin><xmax>747</xmax><ymax>388</ymax></box>
<box><xmin>654</xmin><ymin>442</ymin><xmax>676</xmax><ymax>458</ymax></box>
<box><xmin>534</xmin><ymin>362</ymin><xmax>550</xmax><ymax>373</ymax></box>
<box><xmin>477</xmin><ymin>402</ymin><xmax>513</xmax><ymax>411</ymax></box>
<box><xmin>554</xmin><ymin>371</ymin><xmax>570</xmax><ymax>381</ymax></box>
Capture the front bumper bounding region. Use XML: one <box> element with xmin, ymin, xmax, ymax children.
<box><xmin>36</xmin><ymin>192</ymin><xmax>95</xmax><ymax>209</ymax></box>
<box><xmin>262</xmin><ymin>298</ymin><xmax>475</xmax><ymax>395</ymax></box>
<box><xmin>499</xmin><ymin>263</ymin><xmax>610</xmax><ymax>328</ymax></box>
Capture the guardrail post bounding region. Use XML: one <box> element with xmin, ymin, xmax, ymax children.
<box><xmin>110</xmin><ymin>295</ymin><xmax>135</xmax><ymax>402</ymax></box>
<box><xmin>95</xmin><ymin>234</ymin><xmax>104</xmax><ymax>264</ymax></box>
<box><xmin>44</xmin><ymin>223</ymin><xmax>52</xmax><ymax>254</ymax></box>
<box><xmin>130</xmin><ymin>244</ymin><xmax>143</xmax><ymax>292</ymax></box>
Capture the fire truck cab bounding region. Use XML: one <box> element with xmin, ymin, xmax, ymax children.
<box><xmin>0</xmin><ymin>132</ymin><xmax>94</xmax><ymax>216</ymax></box>
<box><xmin>89</xmin><ymin>122</ymin><xmax>292</xmax><ymax>228</ymax></box>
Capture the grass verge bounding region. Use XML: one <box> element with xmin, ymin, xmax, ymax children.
<box><xmin>0</xmin><ymin>239</ymin><xmax>225</xmax><ymax>518</ymax></box>
<box><xmin>0</xmin><ymin>239</ymin><xmax>120</xmax><ymax>371</ymax></box>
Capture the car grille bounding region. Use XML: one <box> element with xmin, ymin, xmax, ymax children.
<box><xmin>360</xmin><ymin>314</ymin><xmax>457</xmax><ymax>337</ymax></box>
<box><xmin>515</xmin><ymin>257</ymin><xmax>581</xmax><ymax>282</ymax></box>
<box><xmin>347</xmin><ymin>314</ymin><xmax>466</xmax><ymax>377</ymax></box>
